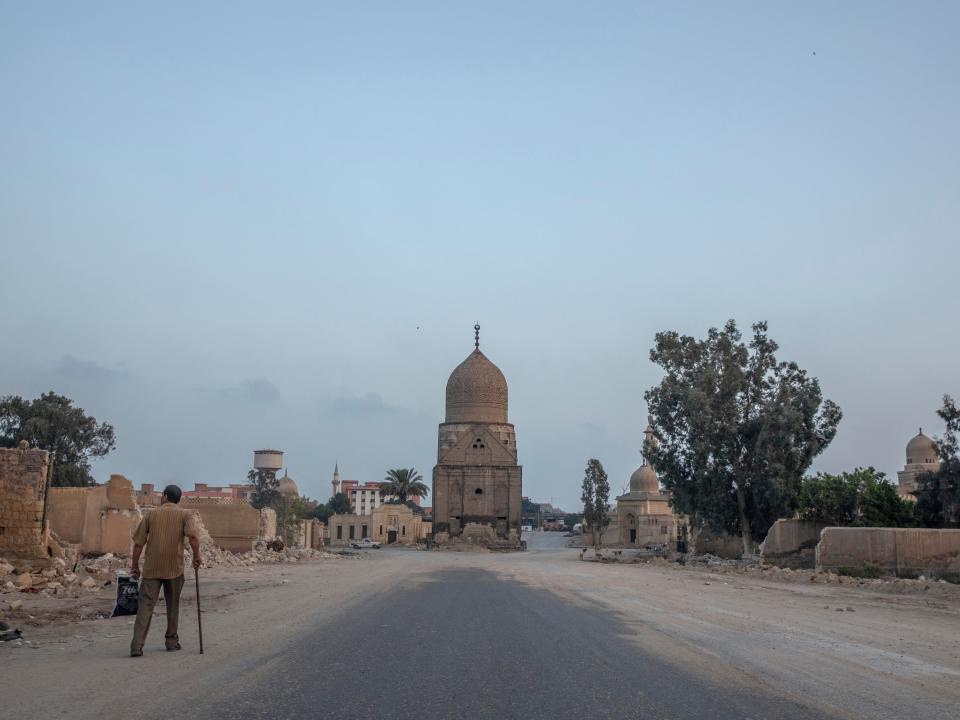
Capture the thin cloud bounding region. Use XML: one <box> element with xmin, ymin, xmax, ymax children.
<box><xmin>218</xmin><ymin>378</ymin><xmax>281</xmax><ymax>405</ymax></box>
<box><xmin>329</xmin><ymin>390</ymin><xmax>395</xmax><ymax>419</ymax></box>
<box><xmin>56</xmin><ymin>354</ymin><xmax>129</xmax><ymax>382</ymax></box>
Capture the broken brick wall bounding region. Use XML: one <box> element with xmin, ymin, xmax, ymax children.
<box><xmin>47</xmin><ymin>474</ymin><xmax>141</xmax><ymax>556</ymax></box>
<box><xmin>0</xmin><ymin>441</ymin><xmax>51</xmax><ymax>559</ymax></box>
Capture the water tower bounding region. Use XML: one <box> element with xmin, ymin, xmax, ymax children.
<box><xmin>253</xmin><ymin>449</ymin><xmax>284</xmax><ymax>481</ymax></box>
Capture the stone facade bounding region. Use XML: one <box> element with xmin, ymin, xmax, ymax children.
<box><xmin>370</xmin><ymin>504</ymin><xmax>428</xmax><ymax>545</ymax></box>
<box><xmin>0</xmin><ymin>441</ymin><xmax>51</xmax><ymax>560</ymax></box>
<box><xmin>602</xmin><ymin>418</ymin><xmax>683</xmax><ymax>549</ymax></box>
<box><xmin>432</xmin><ymin>332</ymin><xmax>522</xmax><ymax>542</ymax></box>
<box><xmin>327</xmin><ymin>513</ymin><xmax>371</xmax><ymax>545</ymax></box>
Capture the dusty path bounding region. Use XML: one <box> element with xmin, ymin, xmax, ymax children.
<box><xmin>2</xmin><ymin>535</ymin><xmax>958</xmax><ymax>719</ymax></box>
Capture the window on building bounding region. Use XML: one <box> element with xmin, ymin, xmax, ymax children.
<box><xmin>362</xmin><ymin>525</ymin><xmax>368</xmax><ymax>538</ymax></box>
<box><xmin>379</xmin><ymin>525</ymin><xmax>383</xmax><ymax>535</ymax></box>
<box><xmin>402</xmin><ymin>525</ymin><xmax>405</xmax><ymax>535</ymax></box>
<box><xmin>349</xmin><ymin>525</ymin><xmax>355</xmax><ymax>539</ymax></box>
<box><xmin>475</xmin><ymin>487</ymin><xmax>483</xmax><ymax>495</ymax></box>
<box><xmin>661</xmin><ymin>526</ymin><xmax>668</xmax><ymax>534</ymax></box>
<box><xmin>336</xmin><ymin>525</ymin><xmax>342</xmax><ymax>540</ymax></box>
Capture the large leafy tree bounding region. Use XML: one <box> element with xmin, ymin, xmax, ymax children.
<box><xmin>645</xmin><ymin>320</ymin><xmax>842</xmax><ymax>555</ymax></box>
<box><xmin>581</xmin><ymin>459</ymin><xmax>610</xmax><ymax>549</ymax></box>
<box><xmin>248</xmin><ymin>469</ymin><xmax>280</xmax><ymax>510</ymax></box>
<box><xmin>799</xmin><ymin>467</ymin><xmax>917</xmax><ymax>527</ymax></box>
<box><xmin>0</xmin><ymin>392</ymin><xmax>116</xmax><ymax>487</ymax></box>
<box><xmin>915</xmin><ymin>395</ymin><xmax>960</xmax><ymax>527</ymax></box>
<box><xmin>327</xmin><ymin>492</ymin><xmax>354</xmax><ymax>515</ymax></box>
<box><xmin>379</xmin><ymin>468</ymin><xmax>429</xmax><ymax>504</ymax></box>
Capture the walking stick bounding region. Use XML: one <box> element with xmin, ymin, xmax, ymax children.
<box><xmin>194</xmin><ymin>566</ymin><xmax>204</xmax><ymax>654</ymax></box>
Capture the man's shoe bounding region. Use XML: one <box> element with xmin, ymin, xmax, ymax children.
<box><xmin>130</xmin><ymin>649</ymin><xmax>143</xmax><ymax>657</ymax></box>
<box><xmin>165</xmin><ymin>643</ymin><xmax>182</xmax><ymax>652</ymax></box>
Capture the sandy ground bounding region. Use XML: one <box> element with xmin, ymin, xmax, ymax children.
<box><xmin>2</xmin><ymin>535</ymin><xmax>958</xmax><ymax>719</ymax></box>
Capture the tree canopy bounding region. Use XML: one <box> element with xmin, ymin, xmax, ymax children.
<box><xmin>248</xmin><ymin>469</ymin><xmax>280</xmax><ymax>510</ymax></box>
<box><xmin>327</xmin><ymin>492</ymin><xmax>354</xmax><ymax>515</ymax></box>
<box><xmin>0</xmin><ymin>392</ymin><xmax>116</xmax><ymax>487</ymax></box>
<box><xmin>581</xmin><ymin>458</ymin><xmax>610</xmax><ymax>548</ymax></box>
<box><xmin>915</xmin><ymin>395</ymin><xmax>960</xmax><ymax>527</ymax></box>
<box><xmin>379</xmin><ymin>468</ymin><xmax>429</xmax><ymax>505</ymax></box>
<box><xmin>645</xmin><ymin>320</ymin><xmax>842</xmax><ymax>554</ymax></box>
<box><xmin>798</xmin><ymin>467</ymin><xmax>917</xmax><ymax>527</ymax></box>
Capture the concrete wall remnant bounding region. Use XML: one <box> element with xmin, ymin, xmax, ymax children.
<box><xmin>816</xmin><ymin>527</ymin><xmax>960</xmax><ymax>578</ymax></box>
<box><xmin>47</xmin><ymin>474</ymin><xmax>142</xmax><ymax>556</ymax></box>
<box><xmin>761</xmin><ymin>519</ymin><xmax>829</xmax><ymax>568</ymax></box>
<box><xmin>0</xmin><ymin>441</ymin><xmax>51</xmax><ymax>559</ymax></box>
<box><xmin>181</xmin><ymin>501</ymin><xmax>274</xmax><ymax>553</ymax></box>
<box><xmin>296</xmin><ymin>519</ymin><xmax>324</xmax><ymax>550</ymax></box>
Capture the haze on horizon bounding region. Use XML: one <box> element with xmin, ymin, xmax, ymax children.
<box><xmin>1</xmin><ymin>2</ymin><xmax>957</xmax><ymax>511</ymax></box>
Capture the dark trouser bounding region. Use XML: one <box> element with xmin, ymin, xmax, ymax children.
<box><xmin>131</xmin><ymin>575</ymin><xmax>185</xmax><ymax>651</ymax></box>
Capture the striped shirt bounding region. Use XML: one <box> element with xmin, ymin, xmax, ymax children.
<box><xmin>133</xmin><ymin>504</ymin><xmax>199</xmax><ymax>580</ymax></box>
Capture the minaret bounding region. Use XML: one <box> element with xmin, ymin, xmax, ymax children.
<box><xmin>332</xmin><ymin>463</ymin><xmax>340</xmax><ymax>498</ymax></box>
<box><xmin>642</xmin><ymin>415</ymin><xmax>658</xmax><ymax>466</ymax></box>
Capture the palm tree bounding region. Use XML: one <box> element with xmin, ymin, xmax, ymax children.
<box><xmin>380</xmin><ymin>468</ymin><xmax>429</xmax><ymax>504</ymax></box>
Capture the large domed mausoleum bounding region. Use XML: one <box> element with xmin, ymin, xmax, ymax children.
<box><xmin>445</xmin><ymin>349</ymin><xmax>508</xmax><ymax>424</ymax></box>
<box><xmin>897</xmin><ymin>429</ymin><xmax>940</xmax><ymax>498</ymax></box>
<box><xmin>600</xmin><ymin>416</ymin><xmax>683</xmax><ymax>548</ymax></box>
<box><xmin>432</xmin><ymin>325</ymin><xmax>522</xmax><ymax>544</ymax></box>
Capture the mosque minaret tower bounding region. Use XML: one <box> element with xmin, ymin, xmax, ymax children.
<box><xmin>432</xmin><ymin>325</ymin><xmax>522</xmax><ymax>542</ymax></box>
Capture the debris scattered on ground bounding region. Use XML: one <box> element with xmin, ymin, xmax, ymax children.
<box><xmin>0</xmin><ymin>619</ymin><xmax>23</xmax><ymax>641</ymax></box>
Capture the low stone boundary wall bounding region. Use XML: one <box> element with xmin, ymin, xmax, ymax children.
<box><xmin>816</xmin><ymin>527</ymin><xmax>960</xmax><ymax>578</ymax></box>
<box><xmin>761</xmin><ymin>519</ymin><xmax>828</xmax><ymax>568</ymax></box>
<box><xmin>182</xmin><ymin>501</ymin><xmax>271</xmax><ymax>553</ymax></box>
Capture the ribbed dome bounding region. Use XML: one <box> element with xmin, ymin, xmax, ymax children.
<box><xmin>277</xmin><ymin>472</ymin><xmax>299</xmax><ymax>496</ymax></box>
<box><xmin>629</xmin><ymin>465</ymin><xmax>659</xmax><ymax>493</ymax></box>
<box><xmin>906</xmin><ymin>431</ymin><xmax>937</xmax><ymax>464</ymax></box>
<box><xmin>445</xmin><ymin>349</ymin><xmax>508</xmax><ymax>424</ymax></box>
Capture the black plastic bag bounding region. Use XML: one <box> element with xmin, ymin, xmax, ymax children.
<box><xmin>111</xmin><ymin>574</ymin><xmax>139</xmax><ymax>617</ymax></box>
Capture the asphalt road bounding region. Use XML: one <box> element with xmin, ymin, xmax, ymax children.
<box><xmin>170</xmin><ymin>534</ymin><xmax>825</xmax><ymax>720</ymax></box>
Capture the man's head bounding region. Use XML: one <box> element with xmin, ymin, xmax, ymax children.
<box><xmin>161</xmin><ymin>485</ymin><xmax>183</xmax><ymax>504</ymax></box>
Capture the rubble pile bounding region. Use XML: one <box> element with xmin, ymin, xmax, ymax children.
<box><xmin>1</xmin><ymin>538</ymin><xmax>341</xmax><ymax>604</ymax></box>
<box><xmin>189</xmin><ymin>512</ymin><xmax>342</xmax><ymax>568</ymax></box>
<box><xmin>197</xmin><ymin>541</ymin><xmax>342</xmax><ymax>568</ymax></box>
<box><xmin>0</xmin><ymin>554</ymin><xmax>119</xmax><ymax>602</ymax></box>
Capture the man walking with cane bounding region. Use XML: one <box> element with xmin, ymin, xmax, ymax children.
<box><xmin>129</xmin><ymin>484</ymin><xmax>201</xmax><ymax>657</ymax></box>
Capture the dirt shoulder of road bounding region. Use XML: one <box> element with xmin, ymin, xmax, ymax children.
<box><xmin>493</xmin><ymin>545</ymin><xmax>960</xmax><ymax>720</ymax></box>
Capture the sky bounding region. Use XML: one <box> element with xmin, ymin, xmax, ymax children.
<box><xmin>1</xmin><ymin>2</ymin><xmax>957</xmax><ymax>511</ymax></box>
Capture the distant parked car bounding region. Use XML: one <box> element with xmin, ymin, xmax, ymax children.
<box><xmin>350</xmin><ymin>538</ymin><xmax>381</xmax><ymax>549</ymax></box>
<box><xmin>522</xmin><ymin>525</ymin><xmax>533</xmax><ymax>532</ymax></box>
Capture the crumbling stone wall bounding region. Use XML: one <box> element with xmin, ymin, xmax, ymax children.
<box><xmin>47</xmin><ymin>474</ymin><xmax>141</xmax><ymax>556</ymax></box>
<box><xmin>817</xmin><ymin>527</ymin><xmax>960</xmax><ymax>578</ymax></box>
<box><xmin>761</xmin><ymin>519</ymin><xmax>828</xmax><ymax>568</ymax></box>
<box><xmin>259</xmin><ymin>507</ymin><xmax>277</xmax><ymax>540</ymax></box>
<box><xmin>181</xmin><ymin>500</ymin><xmax>268</xmax><ymax>553</ymax></box>
<box><xmin>0</xmin><ymin>441</ymin><xmax>51</xmax><ymax>559</ymax></box>
<box><xmin>296</xmin><ymin>519</ymin><xmax>325</xmax><ymax>549</ymax></box>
